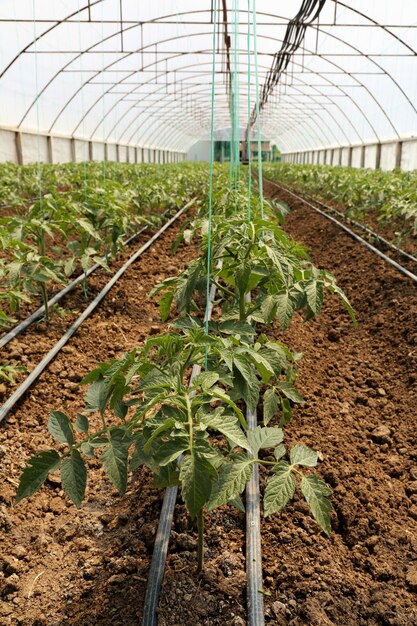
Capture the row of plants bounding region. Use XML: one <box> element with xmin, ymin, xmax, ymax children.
<box><xmin>0</xmin><ymin>162</ymin><xmax>209</xmax><ymax>330</ymax></box>
<box><xmin>263</xmin><ymin>163</ymin><xmax>417</xmax><ymax>249</ymax></box>
<box><xmin>17</xmin><ymin>165</ymin><xmax>355</xmax><ymax>572</ymax></box>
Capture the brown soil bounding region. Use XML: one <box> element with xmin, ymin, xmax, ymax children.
<box><xmin>1</xmin><ymin>182</ymin><xmax>417</xmax><ymax>626</ymax></box>
<box><xmin>260</xmin><ymin>181</ymin><xmax>417</xmax><ymax>625</ymax></box>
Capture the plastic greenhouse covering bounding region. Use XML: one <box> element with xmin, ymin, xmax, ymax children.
<box><xmin>0</xmin><ymin>0</ymin><xmax>416</xmax><ymax>156</ymax></box>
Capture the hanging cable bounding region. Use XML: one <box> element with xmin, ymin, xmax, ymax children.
<box><xmin>204</xmin><ymin>0</ymin><xmax>218</xmax><ymax>355</ymax></box>
<box><xmin>247</xmin><ymin>0</ymin><xmax>326</xmax><ymax>137</ymax></box>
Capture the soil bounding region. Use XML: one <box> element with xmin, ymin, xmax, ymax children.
<box><xmin>1</xmin><ymin>182</ymin><xmax>417</xmax><ymax>626</ymax></box>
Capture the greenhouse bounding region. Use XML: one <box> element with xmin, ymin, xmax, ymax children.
<box><xmin>0</xmin><ymin>2</ymin><xmax>416</xmax><ymax>625</ymax></box>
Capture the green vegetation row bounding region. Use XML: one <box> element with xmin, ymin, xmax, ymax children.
<box><xmin>17</xmin><ymin>164</ymin><xmax>355</xmax><ymax>571</ymax></box>
<box><xmin>0</xmin><ymin>162</ymin><xmax>209</xmax><ymax>332</ymax></box>
<box><xmin>263</xmin><ymin>163</ymin><xmax>417</xmax><ymax>248</ymax></box>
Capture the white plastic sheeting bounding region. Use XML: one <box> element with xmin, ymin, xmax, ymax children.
<box><xmin>0</xmin><ymin>1</ymin><xmax>416</xmax><ymax>154</ymax></box>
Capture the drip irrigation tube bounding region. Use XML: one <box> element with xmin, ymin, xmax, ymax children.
<box><xmin>245</xmin><ymin>292</ymin><xmax>264</xmax><ymax>626</ymax></box>
<box><xmin>264</xmin><ymin>178</ymin><xmax>417</xmax><ymax>285</ymax></box>
<box><xmin>0</xmin><ymin>207</ymin><xmax>181</xmax><ymax>350</ymax></box>
<box><xmin>0</xmin><ymin>201</ymin><xmax>194</xmax><ymax>424</ymax></box>
<box><xmin>142</xmin><ymin>282</ymin><xmax>217</xmax><ymax>626</ymax></box>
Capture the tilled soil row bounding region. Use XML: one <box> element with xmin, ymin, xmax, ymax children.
<box><xmin>260</xmin><ymin>181</ymin><xmax>417</xmax><ymax>625</ymax></box>
<box><xmin>2</xmin><ymin>182</ymin><xmax>417</xmax><ymax>626</ymax></box>
<box><xmin>1</xmin><ymin>211</ymin><xmax>241</xmax><ymax>626</ymax></box>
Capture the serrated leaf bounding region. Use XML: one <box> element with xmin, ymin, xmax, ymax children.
<box><xmin>85</xmin><ymin>379</ymin><xmax>107</xmax><ymax>415</ymax></box>
<box><xmin>60</xmin><ymin>449</ymin><xmax>87</xmax><ymax>508</ymax></box>
<box><xmin>278</xmin><ymin>381</ymin><xmax>304</xmax><ymax>404</ymax></box>
<box><xmin>263</xmin><ymin>463</ymin><xmax>296</xmax><ymax>516</ymax></box>
<box><xmin>100</xmin><ymin>429</ymin><xmax>131</xmax><ymax>495</ymax></box>
<box><xmin>75</xmin><ymin>413</ymin><xmax>89</xmax><ymax>433</ymax></box>
<box><xmin>275</xmin><ymin>290</ymin><xmax>296</xmax><ymax>329</ymax></box>
<box><xmin>193</xmin><ymin>371</ymin><xmax>219</xmax><ymax>390</ymax></box>
<box><xmin>247</xmin><ymin>349</ymin><xmax>275</xmax><ymax>384</ymax></box>
<box><xmin>290</xmin><ymin>445</ymin><xmax>318</xmax><ymax>467</ymax></box>
<box><xmin>158</xmin><ymin>290</ymin><xmax>174</xmax><ymax>323</ymax></box>
<box><xmin>247</xmin><ymin>426</ymin><xmax>284</xmax><ymax>456</ymax></box>
<box><xmin>305</xmin><ymin>279</ymin><xmax>324</xmax><ymax>316</ymax></box>
<box><xmin>155</xmin><ymin>435</ymin><xmax>189</xmax><ymax>466</ymax></box>
<box><xmin>300</xmin><ymin>475</ymin><xmax>332</xmax><ymax>535</ymax></box>
<box><xmin>208</xmin><ymin>456</ymin><xmax>252</xmax><ymax>511</ymax></box>
<box><xmin>48</xmin><ymin>411</ymin><xmax>74</xmax><ymax>446</ymax></box>
<box><xmin>80</xmin><ymin>442</ymin><xmax>95</xmax><ymax>459</ymax></box>
<box><xmin>263</xmin><ymin>389</ymin><xmax>280</xmax><ymax>425</ymax></box>
<box><xmin>202</xmin><ymin>413</ymin><xmax>250</xmax><ymax>451</ymax></box>
<box><xmin>274</xmin><ymin>444</ymin><xmax>286</xmax><ymax>460</ymax></box>
<box><xmin>233</xmin><ymin>355</ymin><xmax>259</xmax><ymax>413</ymax></box>
<box><xmin>16</xmin><ymin>450</ymin><xmax>61</xmax><ymax>503</ymax></box>
<box><xmin>180</xmin><ymin>452</ymin><xmax>216</xmax><ymax>517</ymax></box>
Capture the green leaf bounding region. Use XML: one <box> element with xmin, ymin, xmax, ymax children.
<box><xmin>85</xmin><ymin>379</ymin><xmax>107</xmax><ymax>415</ymax></box>
<box><xmin>202</xmin><ymin>413</ymin><xmax>250</xmax><ymax>451</ymax></box>
<box><xmin>193</xmin><ymin>371</ymin><xmax>219</xmax><ymax>390</ymax></box>
<box><xmin>290</xmin><ymin>445</ymin><xmax>318</xmax><ymax>467</ymax></box>
<box><xmin>275</xmin><ymin>291</ymin><xmax>296</xmax><ymax>329</ymax></box>
<box><xmin>16</xmin><ymin>450</ymin><xmax>61</xmax><ymax>503</ymax></box>
<box><xmin>332</xmin><ymin>284</ymin><xmax>357</xmax><ymax>326</ymax></box>
<box><xmin>263</xmin><ymin>463</ymin><xmax>296</xmax><ymax>516</ymax></box>
<box><xmin>235</xmin><ymin>263</ymin><xmax>251</xmax><ymax>296</ymax></box>
<box><xmin>278</xmin><ymin>381</ymin><xmax>304</xmax><ymax>404</ymax></box>
<box><xmin>180</xmin><ymin>452</ymin><xmax>216</xmax><ymax>518</ymax></box>
<box><xmin>233</xmin><ymin>355</ymin><xmax>259</xmax><ymax>413</ymax></box>
<box><xmin>211</xmin><ymin>386</ymin><xmax>247</xmax><ymax>429</ymax></box>
<box><xmin>75</xmin><ymin>413</ymin><xmax>89</xmax><ymax>433</ymax></box>
<box><xmin>100</xmin><ymin>429</ymin><xmax>131</xmax><ymax>495</ymax></box>
<box><xmin>60</xmin><ymin>449</ymin><xmax>87</xmax><ymax>508</ymax></box>
<box><xmin>48</xmin><ymin>411</ymin><xmax>74</xmax><ymax>446</ymax></box>
<box><xmin>208</xmin><ymin>456</ymin><xmax>252</xmax><ymax>511</ymax></box>
<box><xmin>158</xmin><ymin>290</ymin><xmax>174</xmax><ymax>323</ymax></box>
<box><xmin>300</xmin><ymin>475</ymin><xmax>332</xmax><ymax>535</ymax></box>
<box><xmin>80</xmin><ymin>442</ymin><xmax>95</xmax><ymax>459</ymax></box>
<box><xmin>274</xmin><ymin>444</ymin><xmax>286</xmax><ymax>460</ymax></box>
<box><xmin>247</xmin><ymin>426</ymin><xmax>284</xmax><ymax>456</ymax></box>
<box><xmin>263</xmin><ymin>389</ymin><xmax>280</xmax><ymax>426</ymax></box>
<box><xmin>155</xmin><ymin>435</ymin><xmax>189</xmax><ymax>466</ymax></box>
<box><xmin>247</xmin><ymin>349</ymin><xmax>275</xmax><ymax>384</ymax></box>
<box><xmin>305</xmin><ymin>279</ymin><xmax>324</xmax><ymax>316</ymax></box>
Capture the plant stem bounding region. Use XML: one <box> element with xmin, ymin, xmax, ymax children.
<box><xmin>239</xmin><ymin>292</ymin><xmax>246</xmax><ymax>322</ymax></box>
<box><xmin>40</xmin><ymin>283</ymin><xmax>49</xmax><ymax>325</ymax></box>
<box><xmin>197</xmin><ymin>508</ymin><xmax>204</xmax><ymax>573</ymax></box>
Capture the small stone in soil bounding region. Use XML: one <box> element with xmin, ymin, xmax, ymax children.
<box><xmin>371</xmin><ymin>425</ymin><xmax>391</xmax><ymax>444</ymax></box>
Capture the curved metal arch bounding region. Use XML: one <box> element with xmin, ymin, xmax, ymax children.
<box><xmin>57</xmin><ymin>27</ymin><xmax>388</xmax><ymax>148</ymax></box>
<box><xmin>5</xmin><ymin>4</ymin><xmax>415</xmax><ymax>150</ymax></box>
<box><xmin>66</xmin><ymin>22</ymin><xmax>396</xmax><ymax>145</ymax></box>
<box><xmin>117</xmin><ymin>57</ymin><xmax>362</xmax><ymax>151</ymax></box>
<box><xmin>74</xmin><ymin>30</ymin><xmax>378</xmax><ymax>151</ymax></box>
<box><xmin>19</xmin><ymin>6</ymin><xmax>416</xmax><ymax>142</ymax></box>
<box><xmin>125</xmin><ymin>79</ymin><xmax>340</xmax><ymax>154</ymax></box>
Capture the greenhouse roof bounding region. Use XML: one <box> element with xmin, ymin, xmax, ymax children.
<box><xmin>0</xmin><ymin>0</ymin><xmax>416</xmax><ymax>152</ymax></box>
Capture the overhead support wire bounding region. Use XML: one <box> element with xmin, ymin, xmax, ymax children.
<box><xmin>246</xmin><ymin>0</ymin><xmax>327</xmax><ymax>144</ymax></box>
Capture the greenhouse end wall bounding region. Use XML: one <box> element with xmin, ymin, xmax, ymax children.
<box><xmin>0</xmin><ymin>128</ymin><xmax>186</xmax><ymax>165</ymax></box>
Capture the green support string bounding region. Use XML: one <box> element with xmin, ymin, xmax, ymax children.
<box><xmin>204</xmin><ymin>0</ymin><xmax>218</xmax><ymax>364</ymax></box>
<box><xmin>32</xmin><ymin>0</ymin><xmax>42</xmax><ymax>210</ymax></box>
<box><xmin>247</xmin><ymin>0</ymin><xmax>252</xmax><ymax>222</ymax></box>
<box><xmin>252</xmin><ymin>0</ymin><xmax>264</xmax><ymax>222</ymax></box>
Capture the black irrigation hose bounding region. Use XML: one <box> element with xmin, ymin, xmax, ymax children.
<box><xmin>142</xmin><ymin>284</ymin><xmax>217</xmax><ymax>626</ymax></box>
<box><xmin>246</xmin><ymin>405</ymin><xmax>264</xmax><ymax>626</ymax></box>
<box><xmin>265</xmin><ymin>178</ymin><xmax>417</xmax><ymax>285</ymax></box>
<box><xmin>0</xmin><ymin>209</ymin><xmax>175</xmax><ymax>350</ymax></box>
<box><xmin>245</xmin><ymin>292</ymin><xmax>264</xmax><ymax>626</ymax></box>
<box><xmin>0</xmin><ymin>200</ymin><xmax>195</xmax><ymax>424</ymax></box>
